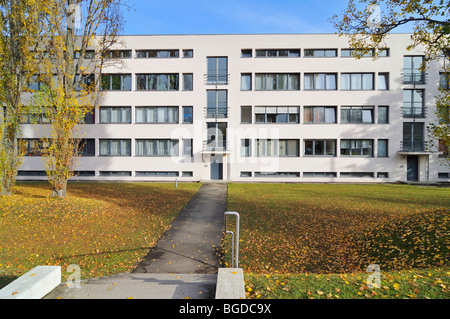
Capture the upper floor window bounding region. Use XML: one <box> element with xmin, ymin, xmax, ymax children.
<box><xmin>101</xmin><ymin>74</ymin><xmax>132</xmax><ymax>91</ymax></box>
<box><xmin>255</xmin><ymin>106</ymin><xmax>299</xmax><ymax>124</ymax></box>
<box><xmin>136</xmin><ymin>50</ymin><xmax>179</xmax><ymax>58</ymax></box>
<box><xmin>403</xmin><ymin>89</ymin><xmax>425</xmax><ymax>118</ymax></box>
<box><xmin>255</xmin><ymin>49</ymin><xmax>300</xmax><ymax>58</ymax></box>
<box><xmin>256</xmin><ymin>139</ymin><xmax>299</xmax><ymax>157</ymax></box>
<box><xmin>341</xmin><ymin>48</ymin><xmax>389</xmax><ymax>57</ymax></box>
<box><xmin>207</xmin><ymin>57</ymin><xmax>228</xmax><ymax>85</ymax></box>
<box><xmin>304</xmin><ymin>73</ymin><xmax>337</xmax><ymax>90</ymax></box>
<box><xmin>304</xmin><ymin>106</ymin><xmax>336</xmax><ymax>124</ymax></box>
<box><xmin>183</xmin><ymin>50</ymin><xmax>193</xmax><ymax>58</ymax></box>
<box><xmin>99</xmin><ymin>106</ymin><xmax>131</xmax><ymax>124</ymax></box>
<box><xmin>99</xmin><ymin>139</ymin><xmax>131</xmax><ymax>156</ymax></box>
<box><xmin>341</xmin><ymin>106</ymin><xmax>374</xmax><ymax>124</ymax></box>
<box><xmin>255</xmin><ymin>73</ymin><xmax>300</xmax><ymax>91</ymax></box>
<box><xmin>135</xmin><ymin>106</ymin><xmax>179</xmax><ymax>124</ymax></box>
<box><xmin>440</xmin><ymin>72</ymin><xmax>450</xmax><ymax>90</ymax></box>
<box><xmin>135</xmin><ymin>139</ymin><xmax>179</xmax><ymax>157</ymax></box>
<box><xmin>136</xmin><ymin>74</ymin><xmax>179</xmax><ymax>91</ymax></box>
<box><xmin>304</xmin><ymin>49</ymin><xmax>337</xmax><ymax>57</ymax></box>
<box><xmin>207</xmin><ymin>90</ymin><xmax>227</xmax><ymax>118</ymax></box>
<box><xmin>241</xmin><ymin>49</ymin><xmax>252</xmax><ymax>58</ymax></box>
<box><xmin>74</xmin><ymin>50</ymin><xmax>95</xmax><ymax>59</ymax></box>
<box><xmin>102</xmin><ymin>50</ymin><xmax>132</xmax><ymax>59</ymax></box>
<box><xmin>403</xmin><ymin>56</ymin><xmax>425</xmax><ymax>84</ymax></box>
<box><xmin>341</xmin><ymin>73</ymin><xmax>374</xmax><ymax>90</ymax></box>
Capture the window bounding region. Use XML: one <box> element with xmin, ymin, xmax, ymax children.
<box><xmin>135</xmin><ymin>139</ymin><xmax>179</xmax><ymax>157</ymax></box>
<box><xmin>341</xmin><ymin>73</ymin><xmax>374</xmax><ymax>90</ymax></box>
<box><xmin>255</xmin><ymin>73</ymin><xmax>300</xmax><ymax>91</ymax></box>
<box><xmin>183</xmin><ymin>50</ymin><xmax>193</xmax><ymax>58</ymax></box>
<box><xmin>255</xmin><ymin>49</ymin><xmax>300</xmax><ymax>57</ymax></box>
<box><xmin>402</xmin><ymin>122</ymin><xmax>424</xmax><ymax>152</ymax></box>
<box><xmin>241</xmin><ymin>49</ymin><xmax>252</xmax><ymax>58</ymax></box>
<box><xmin>241</xmin><ymin>106</ymin><xmax>252</xmax><ymax>123</ymax></box>
<box><xmin>183</xmin><ymin>74</ymin><xmax>193</xmax><ymax>91</ymax></box>
<box><xmin>304</xmin><ymin>73</ymin><xmax>337</xmax><ymax>90</ymax></box>
<box><xmin>377</xmin><ymin>139</ymin><xmax>388</xmax><ymax>157</ymax></box>
<box><xmin>182</xmin><ymin>171</ymin><xmax>193</xmax><ymax>177</ymax></box>
<box><xmin>303</xmin><ymin>172</ymin><xmax>337</xmax><ymax>178</ymax></box>
<box><xmin>136</xmin><ymin>74</ymin><xmax>179</xmax><ymax>91</ymax></box>
<box><xmin>304</xmin><ymin>49</ymin><xmax>337</xmax><ymax>57</ymax></box>
<box><xmin>340</xmin><ymin>172</ymin><xmax>374</xmax><ymax>178</ymax></box>
<box><xmin>304</xmin><ymin>106</ymin><xmax>336</xmax><ymax>124</ymax></box>
<box><xmin>101</xmin><ymin>74</ymin><xmax>131</xmax><ymax>91</ymax></box>
<box><xmin>254</xmin><ymin>172</ymin><xmax>300</xmax><ymax>177</ymax></box>
<box><xmin>20</xmin><ymin>111</ymin><xmax>52</xmax><ymax>124</ymax></box>
<box><xmin>99</xmin><ymin>107</ymin><xmax>131</xmax><ymax>124</ymax></box>
<box><xmin>183</xmin><ymin>106</ymin><xmax>193</xmax><ymax>123</ymax></box>
<box><xmin>341</xmin><ymin>49</ymin><xmax>375</xmax><ymax>57</ymax></box>
<box><xmin>100</xmin><ymin>171</ymin><xmax>132</xmax><ymax>176</ymax></box>
<box><xmin>78</xmin><ymin>139</ymin><xmax>95</xmax><ymax>156</ymax></box>
<box><xmin>135</xmin><ymin>106</ymin><xmax>179</xmax><ymax>124</ymax></box>
<box><xmin>240</xmin><ymin>172</ymin><xmax>252</xmax><ymax>177</ymax></box>
<box><xmin>182</xmin><ymin>139</ymin><xmax>193</xmax><ymax>156</ymax></box>
<box><xmin>20</xmin><ymin>139</ymin><xmax>50</xmax><ymax>156</ymax></box>
<box><xmin>241</xmin><ymin>74</ymin><xmax>252</xmax><ymax>90</ymax></box>
<box><xmin>207</xmin><ymin>90</ymin><xmax>227</xmax><ymax>118</ymax></box>
<box><xmin>135</xmin><ymin>171</ymin><xmax>179</xmax><ymax>177</ymax></box>
<box><xmin>341</xmin><ymin>106</ymin><xmax>374</xmax><ymax>124</ymax></box>
<box><xmin>102</xmin><ymin>50</ymin><xmax>132</xmax><ymax>59</ymax></box>
<box><xmin>377</xmin><ymin>172</ymin><xmax>389</xmax><ymax>178</ymax></box>
<box><xmin>439</xmin><ymin>72</ymin><xmax>450</xmax><ymax>90</ymax></box>
<box><xmin>136</xmin><ymin>50</ymin><xmax>179</xmax><ymax>58</ymax></box>
<box><xmin>206</xmin><ymin>123</ymin><xmax>227</xmax><ymax>150</ymax></box>
<box><xmin>340</xmin><ymin>139</ymin><xmax>374</xmax><ymax>156</ymax></box>
<box><xmin>99</xmin><ymin>139</ymin><xmax>131</xmax><ymax>156</ymax></box>
<box><xmin>403</xmin><ymin>89</ymin><xmax>424</xmax><ymax>118</ymax></box>
<box><xmin>75</xmin><ymin>74</ymin><xmax>95</xmax><ymax>91</ymax></box>
<box><xmin>207</xmin><ymin>57</ymin><xmax>228</xmax><ymax>84</ymax></box>
<box><xmin>82</xmin><ymin>111</ymin><xmax>95</xmax><ymax>124</ymax></box>
<box><xmin>241</xmin><ymin>139</ymin><xmax>251</xmax><ymax>157</ymax></box>
<box><xmin>378</xmin><ymin>73</ymin><xmax>389</xmax><ymax>90</ymax></box>
<box><xmin>74</xmin><ymin>50</ymin><xmax>95</xmax><ymax>59</ymax></box>
<box><xmin>255</xmin><ymin>106</ymin><xmax>299</xmax><ymax>124</ymax></box>
<box><xmin>18</xmin><ymin>170</ymin><xmax>47</xmax><ymax>177</ymax></box>
<box><xmin>304</xmin><ymin>140</ymin><xmax>336</xmax><ymax>156</ymax></box>
<box><xmin>378</xmin><ymin>106</ymin><xmax>389</xmax><ymax>124</ymax></box>
<box><xmin>256</xmin><ymin>139</ymin><xmax>299</xmax><ymax>157</ymax></box>
<box><xmin>403</xmin><ymin>56</ymin><xmax>425</xmax><ymax>84</ymax></box>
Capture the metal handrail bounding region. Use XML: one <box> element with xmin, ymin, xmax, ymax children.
<box><xmin>225</xmin><ymin>212</ymin><xmax>240</xmax><ymax>268</ymax></box>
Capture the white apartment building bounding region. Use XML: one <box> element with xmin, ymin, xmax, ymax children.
<box><xmin>18</xmin><ymin>34</ymin><xmax>450</xmax><ymax>183</ymax></box>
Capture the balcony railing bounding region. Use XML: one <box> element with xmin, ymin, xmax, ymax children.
<box><xmin>203</xmin><ymin>140</ymin><xmax>230</xmax><ymax>152</ymax></box>
<box><xmin>400</xmin><ymin>141</ymin><xmax>427</xmax><ymax>152</ymax></box>
<box><xmin>204</xmin><ymin>74</ymin><xmax>230</xmax><ymax>85</ymax></box>
<box><xmin>402</xmin><ymin>72</ymin><xmax>427</xmax><ymax>85</ymax></box>
<box><xmin>402</xmin><ymin>106</ymin><xmax>427</xmax><ymax>119</ymax></box>
<box><xmin>204</xmin><ymin>106</ymin><xmax>228</xmax><ymax>119</ymax></box>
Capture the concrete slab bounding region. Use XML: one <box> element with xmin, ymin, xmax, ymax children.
<box><xmin>215</xmin><ymin>268</ymin><xmax>245</xmax><ymax>299</ymax></box>
<box><xmin>0</xmin><ymin>266</ymin><xmax>61</xmax><ymax>299</ymax></box>
<box><xmin>44</xmin><ymin>273</ymin><xmax>217</xmax><ymax>299</ymax></box>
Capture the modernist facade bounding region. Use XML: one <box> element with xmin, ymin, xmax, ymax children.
<box><xmin>18</xmin><ymin>34</ymin><xmax>450</xmax><ymax>183</ymax></box>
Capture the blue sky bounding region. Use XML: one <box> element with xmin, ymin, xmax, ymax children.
<box><xmin>121</xmin><ymin>0</ymin><xmax>359</xmax><ymax>35</ymax></box>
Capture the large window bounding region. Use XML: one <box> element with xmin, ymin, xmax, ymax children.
<box><xmin>304</xmin><ymin>49</ymin><xmax>337</xmax><ymax>57</ymax></box>
<box><xmin>136</xmin><ymin>74</ymin><xmax>179</xmax><ymax>91</ymax></box>
<box><xmin>135</xmin><ymin>107</ymin><xmax>179</xmax><ymax>124</ymax></box>
<box><xmin>402</xmin><ymin>122</ymin><xmax>424</xmax><ymax>152</ymax></box>
<box><xmin>304</xmin><ymin>73</ymin><xmax>337</xmax><ymax>90</ymax></box>
<box><xmin>207</xmin><ymin>57</ymin><xmax>228</xmax><ymax>84</ymax></box>
<box><xmin>255</xmin><ymin>73</ymin><xmax>300</xmax><ymax>91</ymax></box>
<box><xmin>378</xmin><ymin>106</ymin><xmax>389</xmax><ymax>124</ymax></box>
<box><xmin>340</xmin><ymin>139</ymin><xmax>373</xmax><ymax>157</ymax></box>
<box><xmin>304</xmin><ymin>140</ymin><xmax>336</xmax><ymax>156</ymax></box>
<box><xmin>256</xmin><ymin>139</ymin><xmax>299</xmax><ymax>157</ymax></box>
<box><xmin>304</xmin><ymin>106</ymin><xmax>336</xmax><ymax>123</ymax></box>
<box><xmin>78</xmin><ymin>139</ymin><xmax>95</xmax><ymax>156</ymax></box>
<box><xmin>341</xmin><ymin>73</ymin><xmax>374</xmax><ymax>90</ymax></box>
<box><xmin>101</xmin><ymin>74</ymin><xmax>131</xmax><ymax>91</ymax></box>
<box><xmin>99</xmin><ymin>139</ymin><xmax>131</xmax><ymax>156</ymax></box>
<box><xmin>403</xmin><ymin>56</ymin><xmax>425</xmax><ymax>84</ymax></box>
<box><xmin>255</xmin><ymin>106</ymin><xmax>299</xmax><ymax>124</ymax></box>
<box><xmin>341</xmin><ymin>106</ymin><xmax>374</xmax><ymax>124</ymax></box>
<box><xmin>241</xmin><ymin>106</ymin><xmax>252</xmax><ymax>123</ymax></box>
<box><xmin>135</xmin><ymin>139</ymin><xmax>179</xmax><ymax>157</ymax></box>
<box><xmin>207</xmin><ymin>90</ymin><xmax>227</xmax><ymax>118</ymax></box>
<box><xmin>377</xmin><ymin>139</ymin><xmax>388</xmax><ymax>157</ymax></box>
<box><xmin>255</xmin><ymin>49</ymin><xmax>300</xmax><ymax>58</ymax></box>
<box><xmin>403</xmin><ymin>89</ymin><xmax>424</xmax><ymax>118</ymax></box>
<box><xmin>99</xmin><ymin>107</ymin><xmax>131</xmax><ymax>124</ymax></box>
<box><xmin>20</xmin><ymin>139</ymin><xmax>50</xmax><ymax>156</ymax></box>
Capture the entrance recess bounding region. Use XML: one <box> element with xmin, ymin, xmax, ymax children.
<box><xmin>210</xmin><ymin>154</ymin><xmax>223</xmax><ymax>180</ymax></box>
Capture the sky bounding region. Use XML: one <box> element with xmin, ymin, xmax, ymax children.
<box><xmin>120</xmin><ymin>0</ymin><xmax>368</xmax><ymax>35</ymax></box>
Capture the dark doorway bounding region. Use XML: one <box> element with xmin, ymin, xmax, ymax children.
<box><xmin>210</xmin><ymin>155</ymin><xmax>223</xmax><ymax>180</ymax></box>
<box><xmin>407</xmin><ymin>155</ymin><xmax>419</xmax><ymax>181</ymax></box>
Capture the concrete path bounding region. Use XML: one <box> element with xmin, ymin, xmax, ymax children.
<box><xmin>44</xmin><ymin>183</ymin><xmax>227</xmax><ymax>299</ymax></box>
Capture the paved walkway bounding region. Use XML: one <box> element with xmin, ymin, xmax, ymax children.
<box><xmin>44</xmin><ymin>183</ymin><xmax>228</xmax><ymax>299</ymax></box>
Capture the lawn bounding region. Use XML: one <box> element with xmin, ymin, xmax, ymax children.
<box><xmin>0</xmin><ymin>182</ymin><xmax>201</xmax><ymax>288</ymax></box>
<box><xmin>226</xmin><ymin>183</ymin><xmax>449</xmax><ymax>299</ymax></box>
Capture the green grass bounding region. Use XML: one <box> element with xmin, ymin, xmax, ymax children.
<box><xmin>0</xmin><ymin>182</ymin><xmax>201</xmax><ymax>288</ymax></box>
<box><xmin>226</xmin><ymin>183</ymin><xmax>449</xmax><ymax>299</ymax></box>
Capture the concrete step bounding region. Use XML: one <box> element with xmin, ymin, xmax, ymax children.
<box><xmin>43</xmin><ymin>273</ymin><xmax>217</xmax><ymax>299</ymax></box>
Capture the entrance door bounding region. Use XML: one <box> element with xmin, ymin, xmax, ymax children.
<box><xmin>407</xmin><ymin>156</ymin><xmax>419</xmax><ymax>181</ymax></box>
<box><xmin>210</xmin><ymin>155</ymin><xmax>223</xmax><ymax>180</ymax></box>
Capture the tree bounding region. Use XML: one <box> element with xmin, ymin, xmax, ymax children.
<box><xmin>35</xmin><ymin>0</ymin><xmax>127</xmax><ymax>198</ymax></box>
<box><xmin>0</xmin><ymin>0</ymin><xmax>46</xmax><ymax>195</ymax></box>
<box><xmin>331</xmin><ymin>0</ymin><xmax>450</xmax><ymax>164</ymax></box>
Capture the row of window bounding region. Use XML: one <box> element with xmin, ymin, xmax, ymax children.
<box><xmin>241</xmin><ymin>105</ymin><xmax>390</xmax><ymax>124</ymax></box>
<box><xmin>17</xmin><ymin>170</ymin><xmax>193</xmax><ymax>177</ymax></box>
<box><xmin>19</xmin><ymin>138</ymin><xmax>389</xmax><ymax>158</ymax></box>
<box><xmin>241</xmin><ymin>48</ymin><xmax>390</xmax><ymax>58</ymax></box>
<box><xmin>240</xmin><ymin>72</ymin><xmax>390</xmax><ymax>91</ymax></box>
<box><xmin>240</xmin><ymin>171</ymin><xmax>390</xmax><ymax>178</ymax></box>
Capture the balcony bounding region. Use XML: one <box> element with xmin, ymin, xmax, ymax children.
<box><xmin>402</xmin><ymin>106</ymin><xmax>427</xmax><ymax>119</ymax></box>
<box><xmin>402</xmin><ymin>72</ymin><xmax>427</xmax><ymax>85</ymax></box>
<box><xmin>399</xmin><ymin>141</ymin><xmax>429</xmax><ymax>154</ymax></box>
<box><xmin>204</xmin><ymin>74</ymin><xmax>230</xmax><ymax>86</ymax></box>
<box><xmin>202</xmin><ymin>140</ymin><xmax>230</xmax><ymax>153</ymax></box>
<box><xmin>204</xmin><ymin>106</ymin><xmax>228</xmax><ymax>119</ymax></box>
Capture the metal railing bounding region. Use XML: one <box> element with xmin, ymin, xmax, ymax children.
<box><xmin>402</xmin><ymin>106</ymin><xmax>427</xmax><ymax>119</ymax></box>
<box><xmin>400</xmin><ymin>141</ymin><xmax>426</xmax><ymax>152</ymax></box>
<box><xmin>225</xmin><ymin>212</ymin><xmax>240</xmax><ymax>268</ymax></box>
<box><xmin>204</xmin><ymin>74</ymin><xmax>230</xmax><ymax>85</ymax></box>
<box><xmin>402</xmin><ymin>72</ymin><xmax>427</xmax><ymax>85</ymax></box>
<box><xmin>204</xmin><ymin>106</ymin><xmax>228</xmax><ymax>119</ymax></box>
<box><xmin>203</xmin><ymin>140</ymin><xmax>230</xmax><ymax>152</ymax></box>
